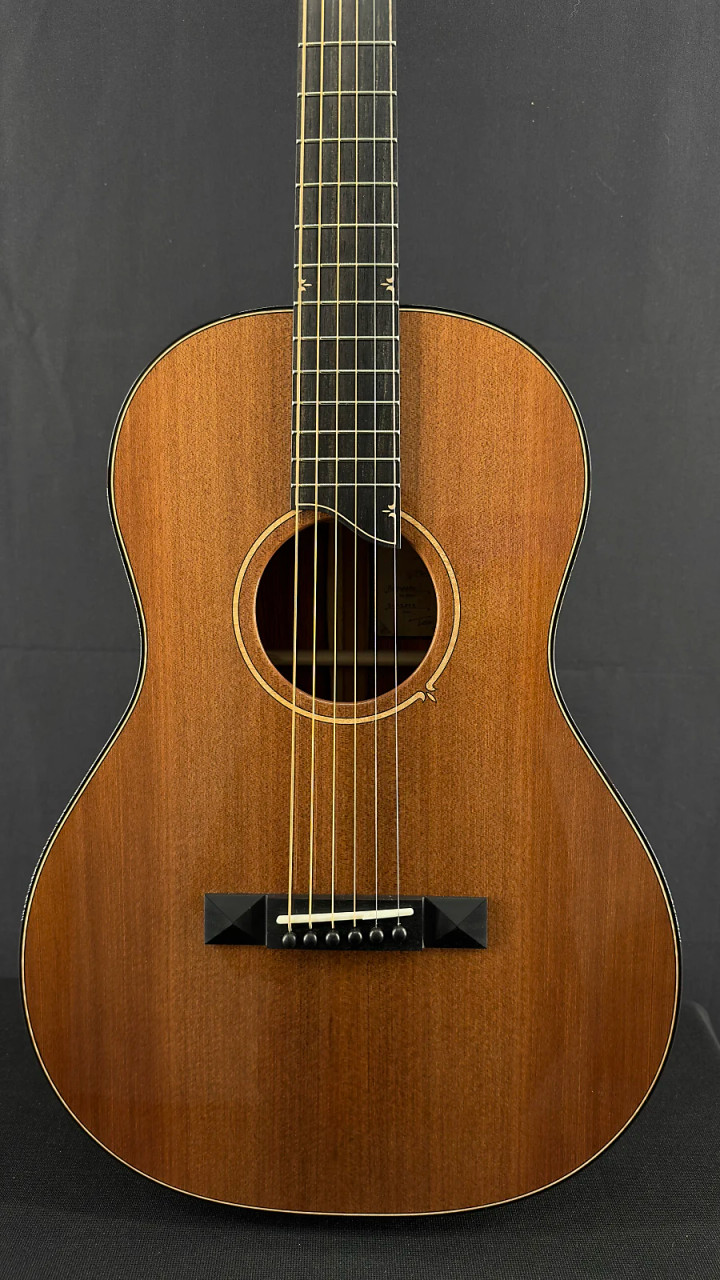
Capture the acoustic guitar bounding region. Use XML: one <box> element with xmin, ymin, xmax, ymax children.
<box><xmin>22</xmin><ymin>0</ymin><xmax>680</xmax><ymax>1215</ymax></box>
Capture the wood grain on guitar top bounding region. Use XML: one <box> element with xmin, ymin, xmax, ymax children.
<box><xmin>21</xmin><ymin>309</ymin><xmax>679</xmax><ymax>1215</ymax></box>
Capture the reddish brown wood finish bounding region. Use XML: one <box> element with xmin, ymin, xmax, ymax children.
<box><xmin>22</xmin><ymin>310</ymin><xmax>679</xmax><ymax>1215</ymax></box>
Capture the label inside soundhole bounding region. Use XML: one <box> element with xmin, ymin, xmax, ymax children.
<box><xmin>254</xmin><ymin>518</ymin><xmax>437</xmax><ymax>704</ymax></box>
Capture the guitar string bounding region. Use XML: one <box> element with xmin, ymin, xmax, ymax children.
<box><xmin>287</xmin><ymin>0</ymin><xmax>310</xmax><ymax>938</ymax></box>
<box><xmin>308</xmin><ymin>0</ymin><xmax>328</xmax><ymax>932</ymax></box>
<box><xmin>387</xmin><ymin>0</ymin><xmax>401</xmax><ymax>925</ymax></box>
<box><xmin>293</xmin><ymin>0</ymin><xmax>397</xmax><ymax>937</ymax></box>
<box><xmin>329</xmin><ymin>0</ymin><xmax>344</xmax><ymax>932</ymax></box>
<box><xmin>372</xmin><ymin>0</ymin><xmax>380</xmax><ymax>928</ymax></box>
<box><xmin>352</xmin><ymin>0</ymin><xmax>360</xmax><ymax>930</ymax></box>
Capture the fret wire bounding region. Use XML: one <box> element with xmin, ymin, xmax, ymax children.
<box><xmin>294</xmin><ymin>430</ymin><xmax>399</xmax><ymax>435</ymax></box>
<box><xmin>295</xmin><ymin>223</ymin><xmax>396</xmax><ymax>228</ymax></box>
<box><xmin>301</xmin><ymin>136</ymin><xmax>396</xmax><ymax>142</ymax></box>
<box><xmin>294</xmin><ymin>428</ymin><xmax>398</xmax><ymax>433</ymax></box>
<box><xmin>294</xmin><ymin>262</ymin><xmax>398</xmax><ymax>267</ymax></box>
<box><xmin>299</xmin><ymin>90</ymin><xmax>397</xmax><ymax>97</ymax></box>
<box><xmin>293</xmin><ymin>369</ymin><xmax>398</xmax><ymax>374</ymax></box>
<box><xmin>295</xmin><ymin>343</ymin><xmax>397</xmax><ymax>348</ymax></box>
<box><xmin>297</xmin><ymin>458</ymin><xmax>400</xmax><ymax>465</ymax></box>
<box><xmin>294</xmin><ymin>458</ymin><xmax>399</xmax><ymax>463</ymax></box>
<box><xmin>295</xmin><ymin>482</ymin><xmax>400</xmax><ymax>488</ymax></box>
<box><xmin>295</xmin><ymin>336</ymin><xmax>398</xmax><ymax>340</ymax></box>
<box><xmin>295</xmin><ymin>399</ymin><xmax>398</xmax><ymax>405</ymax></box>
<box><xmin>293</xmin><ymin>298</ymin><xmax>397</xmax><ymax>304</ymax></box>
<box><xmin>302</xmin><ymin>40</ymin><xmax>396</xmax><ymax>46</ymax></box>
<box><xmin>294</xmin><ymin>378</ymin><xmax>399</xmax><ymax>384</ymax></box>
<box><xmin>297</xmin><ymin>471</ymin><xmax>400</xmax><ymax>478</ymax></box>
<box><xmin>296</xmin><ymin>304</ymin><xmax>397</xmax><ymax>309</ymax></box>
<box><xmin>293</xmin><ymin>294</ymin><xmax>397</xmax><ymax>301</ymax></box>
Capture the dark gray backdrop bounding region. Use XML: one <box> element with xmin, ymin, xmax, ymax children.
<box><xmin>2</xmin><ymin>0</ymin><xmax>719</xmax><ymax>1027</ymax></box>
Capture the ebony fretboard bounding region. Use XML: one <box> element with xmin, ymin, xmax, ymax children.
<box><xmin>291</xmin><ymin>0</ymin><xmax>400</xmax><ymax>546</ymax></box>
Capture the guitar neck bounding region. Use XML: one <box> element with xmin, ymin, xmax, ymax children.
<box><xmin>291</xmin><ymin>0</ymin><xmax>400</xmax><ymax>547</ymax></box>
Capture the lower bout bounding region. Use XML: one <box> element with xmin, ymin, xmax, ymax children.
<box><xmin>23</xmin><ymin>894</ymin><xmax>678</xmax><ymax>1215</ymax></box>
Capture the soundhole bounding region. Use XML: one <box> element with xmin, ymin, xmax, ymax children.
<box><xmin>255</xmin><ymin>518</ymin><xmax>437</xmax><ymax>703</ymax></box>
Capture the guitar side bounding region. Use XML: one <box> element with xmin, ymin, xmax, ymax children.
<box><xmin>21</xmin><ymin>308</ymin><xmax>680</xmax><ymax>1215</ymax></box>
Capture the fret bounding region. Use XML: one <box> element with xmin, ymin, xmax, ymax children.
<box><xmin>295</xmin><ymin>223</ymin><xmax>396</xmax><ymax>229</ymax></box>
<box><xmin>292</xmin><ymin>480</ymin><xmax>399</xmax><ymax>493</ymax></box>
<box><xmin>295</xmin><ymin>481</ymin><xmax>400</xmax><ymax>489</ymax></box>
<box><xmin>296</xmin><ymin>222</ymin><xmax>395</xmax><ymax>258</ymax></box>
<box><xmin>296</xmin><ymin>399</ymin><xmax>399</xmax><ymax>406</ymax></box>
<box><xmin>293</xmin><ymin>449</ymin><xmax>399</xmax><ymax>465</ymax></box>
<box><xmin>298</xmin><ymin>140</ymin><xmax>396</xmax><ymax>156</ymax></box>
<box><xmin>300</xmin><ymin>90</ymin><xmax>397</xmax><ymax>97</ymax></box>
<box><xmin>294</xmin><ymin>429</ymin><xmax>399</xmax><ymax>434</ymax></box>
<box><xmin>294</xmin><ymin>335</ymin><xmax>399</xmax><ymax>342</ymax></box>
<box><xmin>295</xmin><ymin>296</ymin><xmax>397</xmax><ymax>306</ymax></box>
<box><xmin>303</xmin><ymin>40</ymin><xmax>396</xmax><ymax>47</ymax></box>
<box><xmin>300</xmin><ymin>136</ymin><xmax>396</xmax><ymax>142</ymax></box>
<box><xmin>295</xmin><ymin>262</ymin><xmax>397</xmax><ymax>269</ymax></box>
<box><xmin>295</xmin><ymin>457</ymin><xmax>399</xmax><ymax>463</ymax></box>
<box><xmin>296</xmin><ymin>259</ymin><xmax>397</xmax><ymax>276</ymax></box>
<box><xmin>295</xmin><ymin>285</ymin><xmax>400</xmax><ymax>303</ymax></box>
<box><xmin>296</xmin><ymin>191</ymin><xmax>397</xmax><ymax>215</ymax></box>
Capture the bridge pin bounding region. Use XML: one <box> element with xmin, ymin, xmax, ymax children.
<box><xmin>281</xmin><ymin>931</ymin><xmax>297</xmax><ymax>948</ymax></box>
<box><xmin>325</xmin><ymin>929</ymin><xmax>340</xmax><ymax>947</ymax></box>
<box><xmin>369</xmin><ymin>927</ymin><xmax>384</xmax><ymax>946</ymax></box>
<box><xmin>302</xmin><ymin>930</ymin><xmax>318</xmax><ymax>948</ymax></box>
<box><xmin>392</xmin><ymin>924</ymin><xmax>408</xmax><ymax>944</ymax></box>
<box><xmin>347</xmin><ymin>928</ymin><xmax>363</xmax><ymax>947</ymax></box>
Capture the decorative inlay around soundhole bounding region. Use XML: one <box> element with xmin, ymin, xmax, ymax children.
<box><xmin>233</xmin><ymin>511</ymin><xmax>460</xmax><ymax>724</ymax></box>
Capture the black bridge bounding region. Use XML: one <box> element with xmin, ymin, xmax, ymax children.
<box><xmin>204</xmin><ymin>895</ymin><xmax>487</xmax><ymax>952</ymax></box>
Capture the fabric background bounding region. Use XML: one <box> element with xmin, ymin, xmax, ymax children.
<box><xmin>2</xmin><ymin>3</ymin><xmax>719</xmax><ymax>1019</ymax></box>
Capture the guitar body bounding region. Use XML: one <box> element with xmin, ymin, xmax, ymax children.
<box><xmin>22</xmin><ymin>308</ymin><xmax>679</xmax><ymax>1215</ymax></box>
